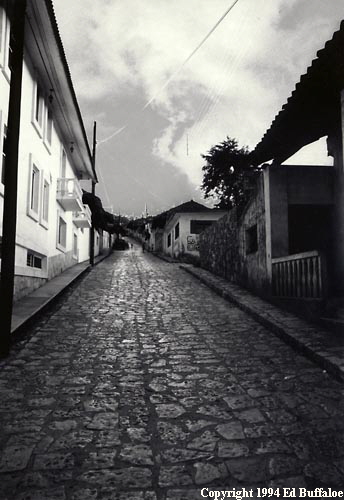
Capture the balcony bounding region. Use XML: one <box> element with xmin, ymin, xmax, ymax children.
<box><xmin>73</xmin><ymin>205</ymin><xmax>92</xmax><ymax>228</ymax></box>
<box><xmin>56</xmin><ymin>178</ymin><xmax>83</xmax><ymax>212</ymax></box>
<box><xmin>272</xmin><ymin>250</ymin><xmax>327</xmax><ymax>299</ymax></box>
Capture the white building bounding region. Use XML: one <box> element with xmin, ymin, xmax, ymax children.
<box><xmin>0</xmin><ymin>0</ymin><xmax>108</xmax><ymax>301</ymax></box>
<box><xmin>154</xmin><ymin>201</ymin><xmax>226</xmax><ymax>258</ymax></box>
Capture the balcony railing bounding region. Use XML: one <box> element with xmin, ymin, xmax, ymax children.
<box><xmin>73</xmin><ymin>205</ymin><xmax>92</xmax><ymax>228</ymax></box>
<box><xmin>56</xmin><ymin>178</ymin><xmax>83</xmax><ymax>212</ymax></box>
<box><xmin>272</xmin><ymin>250</ymin><xmax>326</xmax><ymax>298</ymax></box>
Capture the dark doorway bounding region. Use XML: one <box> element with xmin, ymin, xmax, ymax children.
<box><xmin>288</xmin><ymin>204</ymin><xmax>333</xmax><ymax>255</ymax></box>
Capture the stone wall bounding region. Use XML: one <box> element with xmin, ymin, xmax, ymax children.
<box><xmin>199</xmin><ymin>175</ymin><xmax>269</xmax><ymax>295</ymax></box>
<box><xmin>199</xmin><ymin>208</ymin><xmax>240</xmax><ymax>282</ymax></box>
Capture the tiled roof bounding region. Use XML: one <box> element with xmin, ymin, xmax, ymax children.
<box><xmin>251</xmin><ymin>20</ymin><xmax>344</xmax><ymax>165</ymax></box>
<box><xmin>42</xmin><ymin>0</ymin><xmax>96</xmax><ymax>179</ymax></box>
<box><xmin>151</xmin><ymin>200</ymin><xmax>212</xmax><ymax>229</ymax></box>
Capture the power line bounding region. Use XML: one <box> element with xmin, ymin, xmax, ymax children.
<box><xmin>98</xmin><ymin>0</ymin><xmax>242</xmax><ymax>145</ymax></box>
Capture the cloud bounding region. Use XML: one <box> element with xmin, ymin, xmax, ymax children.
<box><xmin>53</xmin><ymin>0</ymin><xmax>344</xmax><ymax>213</ymax></box>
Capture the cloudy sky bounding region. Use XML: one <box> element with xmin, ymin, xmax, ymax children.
<box><xmin>53</xmin><ymin>0</ymin><xmax>344</xmax><ymax>216</ymax></box>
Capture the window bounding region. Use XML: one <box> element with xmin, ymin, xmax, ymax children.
<box><xmin>45</xmin><ymin>107</ymin><xmax>53</xmax><ymax>146</ymax></box>
<box><xmin>0</xmin><ymin>3</ymin><xmax>11</xmax><ymax>77</ymax></box>
<box><xmin>41</xmin><ymin>179</ymin><xmax>49</xmax><ymax>224</ymax></box>
<box><xmin>28</xmin><ymin>162</ymin><xmax>40</xmax><ymax>220</ymax></box>
<box><xmin>73</xmin><ymin>233</ymin><xmax>78</xmax><ymax>259</ymax></box>
<box><xmin>7</xmin><ymin>25</ymin><xmax>13</xmax><ymax>72</ymax></box>
<box><xmin>175</xmin><ymin>222</ymin><xmax>179</xmax><ymax>239</ymax></box>
<box><xmin>60</xmin><ymin>149</ymin><xmax>66</xmax><ymax>178</ymax></box>
<box><xmin>27</xmin><ymin>251</ymin><xmax>42</xmax><ymax>269</ymax></box>
<box><xmin>0</xmin><ymin>7</ymin><xmax>4</xmax><ymax>59</ymax></box>
<box><xmin>246</xmin><ymin>224</ymin><xmax>258</xmax><ymax>254</ymax></box>
<box><xmin>190</xmin><ymin>220</ymin><xmax>213</xmax><ymax>234</ymax></box>
<box><xmin>167</xmin><ymin>233</ymin><xmax>171</xmax><ymax>247</ymax></box>
<box><xmin>32</xmin><ymin>81</ymin><xmax>44</xmax><ymax>134</ymax></box>
<box><xmin>1</xmin><ymin>121</ymin><xmax>7</xmax><ymax>185</ymax></box>
<box><xmin>57</xmin><ymin>216</ymin><xmax>67</xmax><ymax>249</ymax></box>
<box><xmin>35</xmin><ymin>85</ymin><xmax>43</xmax><ymax>124</ymax></box>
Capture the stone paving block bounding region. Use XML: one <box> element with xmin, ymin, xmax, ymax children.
<box><xmin>15</xmin><ymin>486</ymin><xmax>66</xmax><ymax>500</ymax></box>
<box><xmin>226</xmin><ymin>456</ymin><xmax>271</xmax><ymax>483</ymax></box>
<box><xmin>77</xmin><ymin>467</ymin><xmax>153</xmax><ymax>488</ymax></box>
<box><xmin>159</xmin><ymin>465</ymin><xmax>193</xmax><ymax>487</ymax></box>
<box><xmin>218</xmin><ymin>440</ymin><xmax>250</xmax><ymax>458</ymax></box>
<box><xmin>193</xmin><ymin>462</ymin><xmax>222</xmax><ymax>485</ymax></box>
<box><xmin>161</xmin><ymin>448</ymin><xmax>211</xmax><ymax>464</ymax></box>
<box><xmin>119</xmin><ymin>443</ymin><xmax>154</xmax><ymax>465</ymax></box>
<box><xmin>33</xmin><ymin>453</ymin><xmax>74</xmax><ymax>471</ymax></box>
<box><xmin>216</xmin><ymin>422</ymin><xmax>245</xmax><ymax>440</ymax></box>
<box><xmin>85</xmin><ymin>412</ymin><xmax>119</xmax><ymax>430</ymax></box>
<box><xmin>165</xmin><ymin>490</ymin><xmax>202</xmax><ymax>500</ymax></box>
<box><xmin>187</xmin><ymin>430</ymin><xmax>219</xmax><ymax>452</ymax></box>
<box><xmin>0</xmin><ymin>445</ymin><xmax>34</xmax><ymax>472</ymax></box>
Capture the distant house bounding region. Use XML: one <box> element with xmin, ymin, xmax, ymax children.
<box><xmin>0</xmin><ymin>1</ymin><xmax>110</xmax><ymax>301</ymax></box>
<box><xmin>150</xmin><ymin>201</ymin><xmax>226</xmax><ymax>258</ymax></box>
<box><xmin>200</xmin><ymin>21</ymin><xmax>344</xmax><ymax>302</ymax></box>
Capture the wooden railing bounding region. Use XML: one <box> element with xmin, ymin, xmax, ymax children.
<box><xmin>272</xmin><ymin>250</ymin><xmax>326</xmax><ymax>298</ymax></box>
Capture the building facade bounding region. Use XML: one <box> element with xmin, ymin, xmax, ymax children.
<box><xmin>163</xmin><ymin>209</ymin><xmax>227</xmax><ymax>259</ymax></box>
<box><xmin>0</xmin><ymin>0</ymin><xmax>107</xmax><ymax>301</ymax></box>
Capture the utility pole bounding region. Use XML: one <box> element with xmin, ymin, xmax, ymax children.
<box><xmin>0</xmin><ymin>0</ymin><xmax>27</xmax><ymax>358</ymax></box>
<box><xmin>90</xmin><ymin>121</ymin><xmax>96</xmax><ymax>266</ymax></box>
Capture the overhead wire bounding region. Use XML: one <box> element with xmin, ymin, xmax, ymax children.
<box><xmin>191</xmin><ymin>0</ymin><xmax>260</xmax><ymax>147</ymax></box>
<box><xmin>97</xmin><ymin>0</ymin><xmax>242</xmax><ymax>146</ymax></box>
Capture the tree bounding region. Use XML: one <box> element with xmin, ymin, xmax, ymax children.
<box><xmin>201</xmin><ymin>137</ymin><xmax>259</xmax><ymax>210</ymax></box>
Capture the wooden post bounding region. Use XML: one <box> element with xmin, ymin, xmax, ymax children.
<box><xmin>90</xmin><ymin>121</ymin><xmax>96</xmax><ymax>266</ymax></box>
<box><xmin>0</xmin><ymin>0</ymin><xmax>26</xmax><ymax>357</ymax></box>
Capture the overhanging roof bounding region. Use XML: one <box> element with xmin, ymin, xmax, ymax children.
<box><xmin>252</xmin><ymin>20</ymin><xmax>344</xmax><ymax>166</ymax></box>
<box><xmin>25</xmin><ymin>0</ymin><xmax>96</xmax><ymax>181</ymax></box>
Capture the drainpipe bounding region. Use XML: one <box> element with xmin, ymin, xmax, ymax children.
<box><xmin>0</xmin><ymin>0</ymin><xmax>27</xmax><ymax>358</ymax></box>
<box><xmin>89</xmin><ymin>121</ymin><xmax>96</xmax><ymax>266</ymax></box>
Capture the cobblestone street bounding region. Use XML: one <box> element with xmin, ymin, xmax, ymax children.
<box><xmin>1</xmin><ymin>246</ymin><xmax>344</xmax><ymax>499</ymax></box>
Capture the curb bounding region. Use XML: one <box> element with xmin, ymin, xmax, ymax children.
<box><xmin>11</xmin><ymin>265</ymin><xmax>91</xmax><ymax>338</ymax></box>
<box><xmin>180</xmin><ymin>264</ymin><xmax>344</xmax><ymax>383</ymax></box>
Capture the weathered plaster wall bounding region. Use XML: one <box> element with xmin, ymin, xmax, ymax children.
<box><xmin>13</xmin><ymin>276</ymin><xmax>46</xmax><ymax>302</ymax></box>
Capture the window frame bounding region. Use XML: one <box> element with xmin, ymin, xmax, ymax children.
<box><xmin>56</xmin><ymin>214</ymin><xmax>67</xmax><ymax>252</ymax></box>
<box><xmin>40</xmin><ymin>176</ymin><xmax>50</xmax><ymax>229</ymax></box>
<box><xmin>27</xmin><ymin>156</ymin><xmax>41</xmax><ymax>222</ymax></box>
<box><xmin>32</xmin><ymin>79</ymin><xmax>44</xmax><ymax>137</ymax></box>
<box><xmin>0</xmin><ymin>110</ymin><xmax>6</xmax><ymax>194</ymax></box>
<box><xmin>0</xmin><ymin>3</ymin><xmax>11</xmax><ymax>81</ymax></box>
<box><xmin>60</xmin><ymin>147</ymin><xmax>67</xmax><ymax>178</ymax></box>
<box><xmin>27</xmin><ymin>250</ymin><xmax>43</xmax><ymax>269</ymax></box>
<box><xmin>73</xmin><ymin>231</ymin><xmax>78</xmax><ymax>260</ymax></box>
<box><xmin>43</xmin><ymin>104</ymin><xmax>53</xmax><ymax>152</ymax></box>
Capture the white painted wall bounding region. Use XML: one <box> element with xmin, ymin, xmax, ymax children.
<box><xmin>163</xmin><ymin>211</ymin><xmax>227</xmax><ymax>257</ymax></box>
